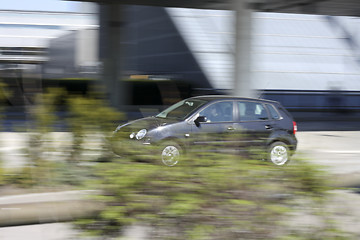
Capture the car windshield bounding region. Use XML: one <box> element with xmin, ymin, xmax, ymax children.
<box><xmin>156</xmin><ymin>99</ymin><xmax>207</xmax><ymax>120</ymax></box>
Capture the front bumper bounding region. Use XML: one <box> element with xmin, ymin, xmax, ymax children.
<box><xmin>109</xmin><ymin>135</ymin><xmax>160</xmax><ymax>162</ymax></box>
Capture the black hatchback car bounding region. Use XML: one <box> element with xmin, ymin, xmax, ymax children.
<box><xmin>111</xmin><ymin>96</ymin><xmax>297</xmax><ymax>166</ymax></box>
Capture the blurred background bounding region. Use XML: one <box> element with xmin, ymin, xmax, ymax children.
<box><xmin>1</xmin><ymin>0</ymin><xmax>360</xmax><ymax>128</ymax></box>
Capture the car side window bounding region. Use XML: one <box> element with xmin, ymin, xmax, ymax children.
<box><xmin>238</xmin><ymin>101</ymin><xmax>268</xmax><ymax>121</ymax></box>
<box><xmin>266</xmin><ymin>104</ymin><xmax>281</xmax><ymax>120</ymax></box>
<box><xmin>199</xmin><ymin>101</ymin><xmax>233</xmax><ymax>122</ymax></box>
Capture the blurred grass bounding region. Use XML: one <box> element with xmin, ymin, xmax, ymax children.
<box><xmin>75</xmin><ymin>150</ymin><xmax>342</xmax><ymax>239</ymax></box>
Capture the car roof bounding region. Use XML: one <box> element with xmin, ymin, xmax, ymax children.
<box><xmin>189</xmin><ymin>95</ymin><xmax>279</xmax><ymax>104</ymax></box>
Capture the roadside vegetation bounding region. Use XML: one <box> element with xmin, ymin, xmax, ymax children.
<box><xmin>76</xmin><ymin>149</ymin><xmax>354</xmax><ymax>240</ymax></box>
<box><xmin>0</xmin><ymin>88</ymin><xmax>122</xmax><ymax>189</ymax></box>
<box><xmin>0</xmin><ymin>87</ymin><xmax>356</xmax><ymax>239</ymax></box>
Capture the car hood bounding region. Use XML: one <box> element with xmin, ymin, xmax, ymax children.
<box><xmin>114</xmin><ymin>116</ymin><xmax>180</xmax><ymax>133</ymax></box>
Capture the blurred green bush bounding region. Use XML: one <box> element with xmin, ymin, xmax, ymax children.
<box><xmin>2</xmin><ymin>88</ymin><xmax>122</xmax><ymax>188</ymax></box>
<box><xmin>74</xmin><ymin>147</ymin><xmax>347</xmax><ymax>240</ymax></box>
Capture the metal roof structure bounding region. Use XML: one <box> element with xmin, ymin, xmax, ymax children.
<box><xmin>0</xmin><ymin>10</ymin><xmax>97</xmax><ymax>66</ymax></box>
<box><xmin>69</xmin><ymin>0</ymin><xmax>360</xmax><ymax>17</ymax></box>
<box><xmin>66</xmin><ymin>0</ymin><xmax>360</xmax><ymax>106</ymax></box>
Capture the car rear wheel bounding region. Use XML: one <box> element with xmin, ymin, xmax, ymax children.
<box><xmin>268</xmin><ymin>141</ymin><xmax>290</xmax><ymax>166</ymax></box>
<box><xmin>160</xmin><ymin>142</ymin><xmax>182</xmax><ymax>166</ymax></box>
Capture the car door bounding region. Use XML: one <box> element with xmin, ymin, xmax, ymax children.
<box><xmin>190</xmin><ymin>100</ymin><xmax>237</xmax><ymax>153</ymax></box>
<box><xmin>233</xmin><ymin>100</ymin><xmax>274</xmax><ymax>152</ymax></box>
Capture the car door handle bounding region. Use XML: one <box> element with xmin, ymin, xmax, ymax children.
<box><xmin>227</xmin><ymin>126</ymin><xmax>235</xmax><ymax>131</ymax></box>
<box><xmin>265</xmin><ymin>125</ymin><xmax>273</xmax><ymax>130</ymax></box>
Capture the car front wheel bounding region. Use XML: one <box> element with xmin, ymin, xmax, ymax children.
<box><xmin>160</xmin><ymin>142</ymin><xmax>182</xmax><ymax>166</ymax></box>
<box><xmin>268</xmin><ymin>141</ymin><xmax>290</xmax><ymax>166</ymax></box>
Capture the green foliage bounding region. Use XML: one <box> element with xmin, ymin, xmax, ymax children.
<box><xmin>2</xmin><ymin>88</ymin><xmax>123</xmax><ymax>188</ymax></box>
<box><xmin>67</xmin><ymin>94</ymin><xmax>123</xmax><ymax>163</ymax></box>
<box><xmin>67</xmin><ymin>95</ymin><xmax>123</xmax><ymax>133</ymax></box>
<box><xmin>282</xmin><ymin>158</ymin><xmax>331</xmax><ymax>197</ymax></box>
<box><xmin>0</xmin><ymin>162</ymin><xmax>5</xmax><ymax>186</ymax></box>
<box><xmin>282</xmin><ymin>224</ymin><xmax>354</xmax><ymax>240</ymax></box>
<box><xmin>4</xmin><ymin>159</ymin><xmax>57</xmax><ymax>188</ymax></box>
<box><xmin>0</xmin><ymin>81</ymin><xmax>11</xmax><ymax>132</ymax></box>
<box><xmin>32</xmin><ymin>88</ymin><xmax>65</xmax><ymax>133</ymax></box>
<box><xmin>0</xmin><ymin>82</ymin><xmax>10</xmax><ymax>185</ymax></box>
<box><xmin>4</xmin><ymin>160</ymin><xmax>94</xmax><ymax>188</ymax></box>
<box><xmin>75</xmin><ymin>149</ymin><xmax>340</xmax><ymax>240</ymax></box>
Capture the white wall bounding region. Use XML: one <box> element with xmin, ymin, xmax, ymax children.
<box><xmin>167</xmin><ymin>8</ymin><xmax>360</xmax><ymax>91</ymax></box>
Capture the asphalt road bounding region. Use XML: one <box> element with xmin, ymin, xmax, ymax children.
<box><xmin>295</xmin><ymin>131</ymin><xmax>360</xmax><ymax>175</ymax></box>
<box><xmin>1</xmin><ymin>130</ymin><xmax>359</xmax><ymax>175</ymax></box>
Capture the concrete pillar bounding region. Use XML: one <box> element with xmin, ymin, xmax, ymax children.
<box><xmin>233</xmin><ymin>0</ymin><xmax>255</xmax><ymax>98</ymax></box>
<box><xmin>99</xmin><ymin>4</ymin><xmax>127</xmax><ymax>109</ymax></box>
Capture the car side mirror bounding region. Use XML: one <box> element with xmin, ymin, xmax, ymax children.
<box><xmin>194</xmin><ymin>116</ymin><xmax>207</xmax><ymax>127</ymax></box>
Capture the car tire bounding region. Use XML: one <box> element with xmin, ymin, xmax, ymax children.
<box><xmin>268</xmin><ymin>141</ymin><xmax>290</xmax><ymax>166</ymax></box>
<box><xmin>160</xmin><ymin>141</ymin><xmax>182</xmax><ymax>166</ymax></box>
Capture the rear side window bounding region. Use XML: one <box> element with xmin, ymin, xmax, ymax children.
<box><xmin>266</xmin><ymin>104</ymin><xmax>281</xmax><ymax>120</ymax></box>
<box><xmin>238</xmin><ymin>101</ymin><xmax>268</xmax><ymax>121</ymax></box>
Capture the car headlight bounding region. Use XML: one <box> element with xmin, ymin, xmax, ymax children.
<box><xmin>136</xmin><ymin>129</ymin><xmax>147</xmax><ymax>140</ymax></box>
<box><xmin>129</xmin><ymin>132</ymin><xmax>135</xmax><ymax>139</ymax></box>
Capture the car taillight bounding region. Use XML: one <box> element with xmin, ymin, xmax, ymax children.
<box><xmin>293</xmin><ymin>121</ymin><xmax>297</xmax><ymax>135</ymax></box>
